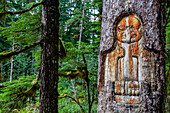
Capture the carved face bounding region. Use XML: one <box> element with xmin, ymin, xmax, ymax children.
<box><xmin>117</xmin><ymin>15</ymin><xmax>141</xmax><ymax>43</ymax></box>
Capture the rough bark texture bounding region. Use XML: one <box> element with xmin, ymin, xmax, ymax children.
<box><xmin>39</xmin><ymin>0</ymin><xmax>59</xmax><ymax>112</ymax></box>
<box><xmin>98</xmin><ymin>0</ymin><xmax>166</xmax><ymax>113</ymax></box>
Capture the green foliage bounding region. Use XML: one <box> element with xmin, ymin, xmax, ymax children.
<box><xmin>0</xmin><ymin>5</ymin><xmax>42</xmax><ymax>45</ymax></box>
<box><xmin>58</xmin><ymin>77</ymin><xmax>97</xmax><ymax>113</ymax></box>
<box><xmin>0</xmin><ymin>3</ymin><xmax>41</xmax><ymax>110</ymax></box>
<box><xmin>0</xmin><ymin>75</ymin><xmax>38</xmax><ymax>113</ymax></box>
<box><xmin>0</xmin><ymin>0</ymin><xmax>42</xmax><ymax>82</ymax></box>
<box><xmin>58</xmin><ymin>39</ymin><xmax>99</xmax><ymax>112</ymax></box>
<box><xmin>58</xmin><ymin>1</ymin><xmax>101</xmax><ymax>112</ymax></box>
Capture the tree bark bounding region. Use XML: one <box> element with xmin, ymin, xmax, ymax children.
<box><xmin>39</xmin><ymin>0</ymin><xmax>59</xmax><ymax>112</ymax></box>
<box><xmin>98</xmin><ymin>0</ymin><xmax>166</xmax><ymax>113</ymax></box>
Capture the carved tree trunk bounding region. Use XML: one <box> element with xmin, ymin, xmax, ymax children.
<box><xmin>39</xmin><ymin>0</ymin><xmax>59</xmax><ymax>112</ymax></box>
<box><xmin>98</xmin><ymin>0</ymin><xmax>166</xmax><ymax>113</ymax></box>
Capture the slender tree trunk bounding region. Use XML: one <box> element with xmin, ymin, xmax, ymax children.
<box><xmin>39</xmin><ymin>0</ymin><xmax>59</xmax><ymax>112</ymax></box>
<box><xmin>10</xmin><ymin>39</ymin><xmax>14</xmax><ymax>82</ymax></box>
<box><xmin>0</xmin><ymin>64</ymin><xmax>4</xmax><ymax>83</ymax></box>
<box><xmin>78</xmin><ymin>0</ymin><xmax>86</xmax><ymax>50</ymax></box>
<box><xmin>86</xmin><ymin>81</ymin><xmax>91</xmax><ymax>113</ymax></box>
<box><xmin>18</xmin><ymin>62</ymin><xmax>20</xmax><ymax>79</ymax></box>
<box><xmin>98</xmin><ymin>0</ymin><xmax>166</xmax><ymax>112</ymax></box>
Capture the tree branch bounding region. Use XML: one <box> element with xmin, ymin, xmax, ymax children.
<box><xmin>82</xmin><ymin>53</ymin><xmax>87</xmax><ymax>67</ymax></box>
<box><xmin>59</xmin><ymin>95</ymin><xmax>85</xmax><ymax>113</ymax></box>
<box><xmin>0</xmin><ymin>1</ymin><xmax>44</xmax><ymax>15</ymax></box>
<box><xmin>0</xmin><ymin>40</ymin><xmax>42</xmax><ymax>62</ymax></box>
<box><xmin>0</xmin><ymin>62</ymin><xmax>11</xmax><ymax>68</ymax></box>
<box><xmin>90</xmin><ymin>84</ymin><xmax>97</xmax><ymax>108</ymax></box>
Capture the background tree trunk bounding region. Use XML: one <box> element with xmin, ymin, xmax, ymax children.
<box><xmin>39</xmin><ymin>0</ymin><xmax>59</xmax><ymax>112</ymax></box>
<box><xmin>98</xmin><ymin>0</ymin><xmax>166</xmax><ymax>113</ymax></box>
<box><xmin>10</xmin><ymin>39</ymin><xmax>14</xmax><ymax>82</ymax></box>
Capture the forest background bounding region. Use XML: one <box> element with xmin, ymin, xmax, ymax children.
<box><xmin>0</xmin><ymin>0</ymin><xmax>169</xmax><ymax>113</ymax></box>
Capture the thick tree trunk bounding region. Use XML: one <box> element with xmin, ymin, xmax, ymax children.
<box><xmin>39</xmin><ymin>0</ymin><xmax>59</xmax><ymax>112</ymax></box>
<box><xmin>98</xmin><ymin>0</ymin><xmax>166</xmax><ymax>113</ymax></box>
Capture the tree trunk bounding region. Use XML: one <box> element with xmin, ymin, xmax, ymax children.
<box><xmin>98</xmin><ymin>0</ymin><xmax>166</xmax><ymax>113</ymax></box>
<box><xmin>39</xmin><ymin>0</ymin><xmax>59</xmax><ymax>112</ymax></box>
<box><xmin>10</xmin><ymin>39</ymin><xmax>14</xmax><ymax>82</ymax></box>
<box><xmin>78</xmin><ymin>0</ymin><xmax>86</xmax><ymax>50</ymax></box>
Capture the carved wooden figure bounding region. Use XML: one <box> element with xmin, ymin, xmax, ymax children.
<box><xmin>98</xmin><ymin>0</ymin><xmax>166</xmax><ymax>113</ymax></box>
<box><xmin>105</xmin><ymin>14</ymin><xmax>146</xmax><ymax>111</ymax></box>
<box><xmin>106</xmin><ymin>14</ymin><xmax>141</xmax><ymax>103</ymax></box>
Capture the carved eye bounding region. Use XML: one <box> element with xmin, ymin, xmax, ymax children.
<box><xmin>131</xmin><ymin>24</ymin><xmax>140</xmax><ymax>30</ymax></box>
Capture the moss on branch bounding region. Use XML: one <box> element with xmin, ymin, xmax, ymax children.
<box><xmin>59</xmin><ymin>66</ymin><xmax>89</xmax><ymax>82</ymax></box>
<box><xmin>0</xmin><ymin>40</ymin><xmax>42</xmax><ymax>62</ymax></box>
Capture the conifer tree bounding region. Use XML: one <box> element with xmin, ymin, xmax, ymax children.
<box><xmin>39</xmin><ymin>0</ymin><xmax>59</xmax><ymax>112</ymax></box>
